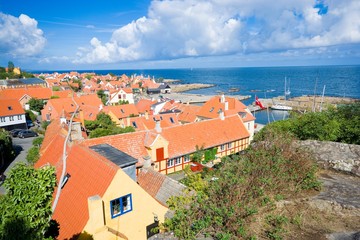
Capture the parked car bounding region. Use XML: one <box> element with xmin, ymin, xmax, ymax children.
<box><xmin>18</xmin><ymin>130</ymin><xmax>38</xmax><ymax>138</ymax></box>
<box><xmin>9</xmin><ymin>129</ymin><xmax>25</xmax><ymax>137</ymax></box>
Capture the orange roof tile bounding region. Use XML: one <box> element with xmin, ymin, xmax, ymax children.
<box><xmin>0</xmin><ymin>99</ymin><xmax>25</xmax><ymax>116</ymax></box>
<box><xmin>35</xmin><ymin>121</ymin><xmax>118</xmax><ymax>239</ymax></box>
<box><xmin>177</xmin><ymin>104</ymin><xmax>201</xmax><ymax>123</ymax></box>
<box><xmin>161</xmin><ymin>115</ymin><xmax>250</xmax><ymax>158</ymax></box>
<box><xmin>103</xmin><ymin>104</ymin><xmax>139</xmax><ymax>119</ymax></box>
<box><xmin>136</xmin><ymin>99</ymin><xmax>157</xmax><ymax>114</ymax></box>
<box><xmin>0</xmin><ymin>87</ymin><xmax>52</xmax><ymax>100</ymax></box>
<box><xmin>197</xmin><ymin>95</ymin><xmax>249</xmax><ymax>119</ymax></box>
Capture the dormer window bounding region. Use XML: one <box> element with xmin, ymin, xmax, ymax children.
<box><xmin>132</xmin><ymin>121</ymin><xmax>137</xmax><ymax>128</ymax></box>
<box><xmin>170</xmin><ymin>117</ymin><xmax>174</xmax><ymax>123</ymax></box>
<box><xmin>209</xmin><ymin>107</ymin><xmax>214</xmax><ymax>112</ymax></box>
<box><xmin>121</xmin><ymin>109</ymin><xmax>124</xmax><ymax>114</ymax></box>
<box><xmin>7</xmin><ymin>106</ymin><xmax>12</xmax><ymax>110</ymax></box>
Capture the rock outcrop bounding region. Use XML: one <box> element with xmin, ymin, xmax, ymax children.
<box><xmin>299</xmin><ymin>140</ymin><xmax>360</xmax><ymax>177</ymax></box>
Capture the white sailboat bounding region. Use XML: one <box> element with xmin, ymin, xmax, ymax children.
<box><xmin>271</xmin><ymin>77</ymin><xmax>293</xmax><ymax>111</ymax></box>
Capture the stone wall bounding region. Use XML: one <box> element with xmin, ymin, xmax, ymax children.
<box><xmin>299</xmin><ymin>140</ymin><xmax>360</xmax><ymax>177</ymax></box>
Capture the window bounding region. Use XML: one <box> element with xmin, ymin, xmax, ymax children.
<box><xmin>175</xmin><ymin>157</ymin><xmax>181</xmax><ymax>165</ymax></box>
<box><xmin>228</xmin><ymin>142</ymin><xmax>232</xmax><ymax>149</ymax></box>
<box><xmin>110</xmin><ymin>194</ymin><xmax>132</xmax><ymax>218</ymax></box>
<box><xmin>0</xmin><ymin>117</ymin><xmax>5</xmax><ymax>122</ymax></box>
<box><xmin>184</xmin><ymin>155</ymin><xmax>190</xmax><ymax>163</ymax></box>
<box><xmin>209</xmin><ymin>107</ymin><xmax>214</xmax><ymax>112</ymax></box>
<box><xmin>120</xmin><ymin>109</ymin><xmax>124</xmax><ymax>113</ymax></box>
<box><xmin>167</xmin><ymin>159</ymin><xmax>174</xmax><ymax>168</ymax></box>
<box><xmin>9</xmin><ymin>116</ymin><xmax>14</xmax><ymax>121</ymax></box>
<box><xmin>170</xmin><ymin>117</ymin><xmax>174</xmax><ymax>123</ymax></box>
<box><xmin>132</xmin><ymin>121</ymin><xmax>137</xmax><ymax>128</ymax></box>
<box><xmin>18</xmin><ymin>115</ymin><xmax>22</xmax><ymax>120</ymax></box>
<box><xmin>220</xmin><ymin>144</ymin><xmax>225</xmax><ymax>151</ymax></box>
<box><xmin>7</xmin><ymin>106</ymin><xmax>12</xmax><ymax>110</ymax></box>
<box><xmin>248</xmin><ymin>123</ymin><xmax>250</xmax><ymax>130</ymax></box>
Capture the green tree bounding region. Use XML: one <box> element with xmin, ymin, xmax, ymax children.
<box><xmin>28</xmin><ymin>98</ymin><xmax>45</xmax><ymax>112</ymax></box>
<box><xmin>7</xmin><ymin>61</ymin><xmax>14</xmax><ymax>73</ymax></box>
<box><xmin>0</xmin><ymin>129</ymin><xmax>15</xmax><ymax>169</ymax></box>
<box><xmin>96</xmin><ymin>90</ymin><xmax>107</xmax><ymax>105</ymax></box>
<box><xmin>0</xmin><ymin>163</ymin><xmax>57</xmax><ymax>239</ymax></box>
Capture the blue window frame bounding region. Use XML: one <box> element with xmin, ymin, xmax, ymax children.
<box><xmin>110</xmin><ymin>194</ymin><xmax>132</xmax><ymax>218</ymax></box>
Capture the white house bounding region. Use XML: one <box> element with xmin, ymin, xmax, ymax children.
<box><xmin>0</xmin><ymin>99</ymin><xmax>27</xmax><ymax>130</ymax></box>
<box><xmin>108</xmin><ymin>88</ymin><xmax>134</xmax><ymax>105</ymax></box>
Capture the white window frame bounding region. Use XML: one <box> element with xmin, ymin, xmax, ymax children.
<box><xmin>175</xmin><ymin>157</ymin><xmax>182</xmax><ymax>165</ymax></box>
<box><xmin>220</xmin><ymin>144</ymin><xmax>225</xmax><ymax>151</ymax></box>
<box><xmin>167</xmin><ymin>159</ymin><xmax>174</xmax><ymax>168</ymax></box>
<box><xmin>184</xmin><ymin>155</ymin><xmax>190</xmax><ymax>163</ymax></box>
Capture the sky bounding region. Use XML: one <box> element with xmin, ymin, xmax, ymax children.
<box><xmin>0</xmin><ymin>0</ymin><xmax>359</xmax><ymax>71</ymax></box>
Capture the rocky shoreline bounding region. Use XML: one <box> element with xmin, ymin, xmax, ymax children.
<box><xmin>169</xmin><ymin>83</ymin><xmax>214</xmax><ymax>93</ymax></box>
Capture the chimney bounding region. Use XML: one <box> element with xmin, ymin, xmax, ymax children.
<box><xmin>70</xmin><ymin>122</ymin><xmax>84</xmax><ymax>140</ymax></box>
<box><xmin>145</xmin><ymin>110</ymin><xmax>149</xmax><ymax>120</ymax></box>
<box><xmin>86</xmin><ymin>195</ymin><xmax>105</xmax><ymax>233</ymax></box>
<box><xmin>60</xmin><ymin>109</ymin><xmax>67</xmax><ymax>125</ymax></box>
<box><xmin>155</xmin><ymin>120</ymin><xmax>162</xmax><ymax>133</ymax></box>
<box><xmin>220</xmin><ymin>94</ymin><xmax>225</xmax><ymax>103</ymax></box>
<box><xmin>143</xmin><ymin>155</ymin><xmax>152</xmax><ymax>168</ymax></box>
<box><xmin>219</xmin><ymin>110</ymin><xmax>225</xmax><ymax>120</ymax></box>
<box><xmin>225</xmin><ymin>101</ymin><xmax>229</xmax><ymax>111</ymax></box>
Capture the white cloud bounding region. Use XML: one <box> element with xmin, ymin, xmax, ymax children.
<box><xmin>0</xmin><ymin>13</ymin><xmax>46</xmax><ymax>56</ymax></box>
<box><xmin>75</xmin><ymin>0</ymin><xmax>360</xmax><ymax>64</ymax></box>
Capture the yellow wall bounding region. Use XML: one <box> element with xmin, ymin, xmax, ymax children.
<box><xmin>84</xmin><ymin>169</ymin><xmax>168</xmax><ymax>240</ymax></box>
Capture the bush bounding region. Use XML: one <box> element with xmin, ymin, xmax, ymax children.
<box><xmin>166</xmin><ymin>130</ymin><xmax>320</xmax><ymax>239</ymax></box>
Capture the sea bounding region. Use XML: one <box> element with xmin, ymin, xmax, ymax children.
<box><xmin>32</xmin><ymin>65</ymin><xmax>360</xmax><ymax>125</ymax></box>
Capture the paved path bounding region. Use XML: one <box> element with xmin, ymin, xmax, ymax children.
<box><xmin>0</xmin><ymin>136</ymin><xmax>36</xmax><ymax>194</ymax></box>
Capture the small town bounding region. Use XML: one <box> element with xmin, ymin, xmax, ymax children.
<box><xmin>0</xmin><ymin>1</ymin><xmax>360</xmax><ymax>240</ymax></box>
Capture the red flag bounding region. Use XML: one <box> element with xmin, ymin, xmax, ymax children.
<box><xmin>255</xmin><ymin>96</ymin><xmax>265</xmax><ymax>109</ymax></box>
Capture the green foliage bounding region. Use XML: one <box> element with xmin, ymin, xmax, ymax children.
<box><xmin>50</xmin><ymin>95</ymin><xmax>60</xmax><ymax>99</ymax></box>
<box><xmin>32</xmin><ymin>137</ymin><xmax>44</xmax><ymax>147</ymax></box>
<box><xmin>191</xmin><ymin>145</ymin><xmax>204</xmax><ymax>163</ymax></box>
<box><xmin>118</xmin><ymin>100</ymin><xmax>129</xmax><ymax>105</ymax></box>
<box><xmin>26</xmin><ymin>146</ymin><xmax>40</xmax><ymax>165</ymax></box>
<box><xmin>42</xmin><ymin>120</ymin><xmax>50</xmax><ymax>130</ymax></box>
<box><xmin>85</xmin><ymin>74</ymin><xmax>92</xmax><ymax>80</ymax></box>
<box><xmin>96</xmin><ymin>90</ymin><xmax>107</xmax><ymax>105</ymax></box>
<box><xmin>203</xmin><ymin>148</ymin><xmax>217</xmax><ymax>164</ymax></box>
<box><xmin>265</xmin><ymin>214</ymin><xmax>289</xmax><ymax>240</ymax></box>
<box><xmin>0</xmin><ymin>129</ymin><xmax>15</xmax><ymax>166</ymax></box>
<box><xmin>0</xmin><ymin>163</ymin><xmax>56</xmax><ymax>240</ymax></box>
<box><xmin>85</xmin><ymin>113</ymin><xmax>135</xmax><ymax>138</ymax></box>
<box><xmin>25</xmin><ymin>110</ymin><xmax>36</xmax><ymax>121</ymax></box>
<box><xmin>28</xmin><ymin>98</ymin><xmax>45</xmax><ymax>112</ymax></box>
<box><xmin>165</xmin><ymin>131</ymin><xmax>321</xmax><ymax>239</ymax></box>
<box><xmin>52</xmin><ymin>86</ymin><xmax>60</xmax><ymax>91</ymax></box>
<box><xmin>255</xmin><ymin>102</ymin><xmax>360</xmax><ymax>144</ymax></box>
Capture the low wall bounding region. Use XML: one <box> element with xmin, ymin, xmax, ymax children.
<box><xmin>299</xmin><ymin>140</ymin><xmax>360</xmax><ymax>177</ymax></box>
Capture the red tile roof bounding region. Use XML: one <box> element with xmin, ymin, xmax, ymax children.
<box><xmin>82</xmin><ymin>115</ymin><xmax>250</xmax><ymax>164</ymax></box>
<box><xmin>136</xmin><ymin>99</ymin><xmax>157</xmax><ymax>114</ymax></box>
<box><xmin>0</xmin><ymin>87</ymin><xmax>52</xmax><ymax>100</ymax></box>
<box><xmin>197</xmin><ymin>95</ymin><xmax>248</xmax><ymax>119</ymax></box>
<box><xmin>103</xmin><ymin>104</ymin><xmax>139</xmax><ymax>119</ymax></box>
<box><xmin>0</xmin><ymin>99</ymin><xmax>25</xmax><ymax>116</ymax></box>
<box><xmin>161</xmin><ymin>115</ymin><xmax>250</xmax><ymax>158</ymax></box>
<box><xmin>35</xmin><ymin>120</ymin><xmax>118</xmax><ymax>239</ymax></box>
<box><xmin>177</xmin><ymin>104</ymin><xmax>201</xmax><ymax>123</ymax></box>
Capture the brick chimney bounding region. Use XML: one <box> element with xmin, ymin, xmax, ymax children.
<box><xmin>220</xmin><ymin>94</ymin><xmax>225</xmax><ymax>103</ymax></box>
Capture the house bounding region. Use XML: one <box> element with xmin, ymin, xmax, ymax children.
<box><xmin>83</xmin><ymin>114</ymin><xmax>250</xmax><ymax>175</ymax></box>
<box><xmin>123</xmin><ymin>112</ymin><xmax>180</xmax><ymax>131</ymax></box>
<box><xmin>41</xmin><ymin>94</ymin><xmax>102</xmax><ymax>122</ymax></box>
<box><xmin>35</xmin><ymin>119</ymin><xmax>168</xmax><ymax>240</ymax></box>
<box><xmin>108</xmin><ymin>88</ymin><xmax>134</xmax><ymax>105</ymax></box>
<box><xmin>0</xmin><ymin>78</ymin><xmax>47</xmax><ymax>89</ymax></box>
<box><xmin>158</xmin><ymin>84</ymin><xmax>171</xmax><ymax>94</ymax></box>
<box><xmin>103</xmin><ymin>104</ymin><xmax>139</xmax><ymax>127</ymax></box>
<box><xmin>0</xmin><ymin>99</ymin><xmax>26</xmax><ymax>130</ymax></box>
<box><xmin>196</xmin><ymin>94</ymin><xmax>256</xmax><ymax>140</ymax></box>
<box><xmin>0</xmin><ymin>87</ymin><xmax>53</xmax><ymax>109</ymax></box>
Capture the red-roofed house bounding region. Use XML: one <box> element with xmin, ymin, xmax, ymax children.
<box><xmin>0</xmin><ymin>99</ymin><xmax>26</xmax><ymax>130</ymax></box>
<box><xmin>83</xmin><ymin>114</ymin><xmax>250</xmax><ymax>175</ymax></box>
<box><xmin>196</xmin><ymin>94</ymin><xmax>256</xmax><ymax>140</ymax></box>
<box><xmin>35</xmin><ymin>120</ymin><xmax>168</xmax><ymax>239</ymax></box>
<box><xmin>108</xmin><ymin>88</ymin><xmax>134</xmax><ymax>105</ymax></box>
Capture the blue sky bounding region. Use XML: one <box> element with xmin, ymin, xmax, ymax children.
<box><xmin>0</xmin><ymin>0</ymin><xmax>359</xmax><ymax>70</ymax></box>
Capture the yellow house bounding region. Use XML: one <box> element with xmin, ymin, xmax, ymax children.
<box><xmin>35</xmin><ymin>120</ymin><xmax>168</xmax><ymax>240</ymax></box>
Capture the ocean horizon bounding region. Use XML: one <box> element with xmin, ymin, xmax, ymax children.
<box><xmin>32</xmin><ymin>65</ymin><xmax>360</xmax><ymax>125</ymax></box>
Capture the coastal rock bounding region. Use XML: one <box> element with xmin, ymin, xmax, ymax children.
<box><xmin>299</xmin><ymin>140</ymin><xmax>360</xmax><ymax>177</ymax></box>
